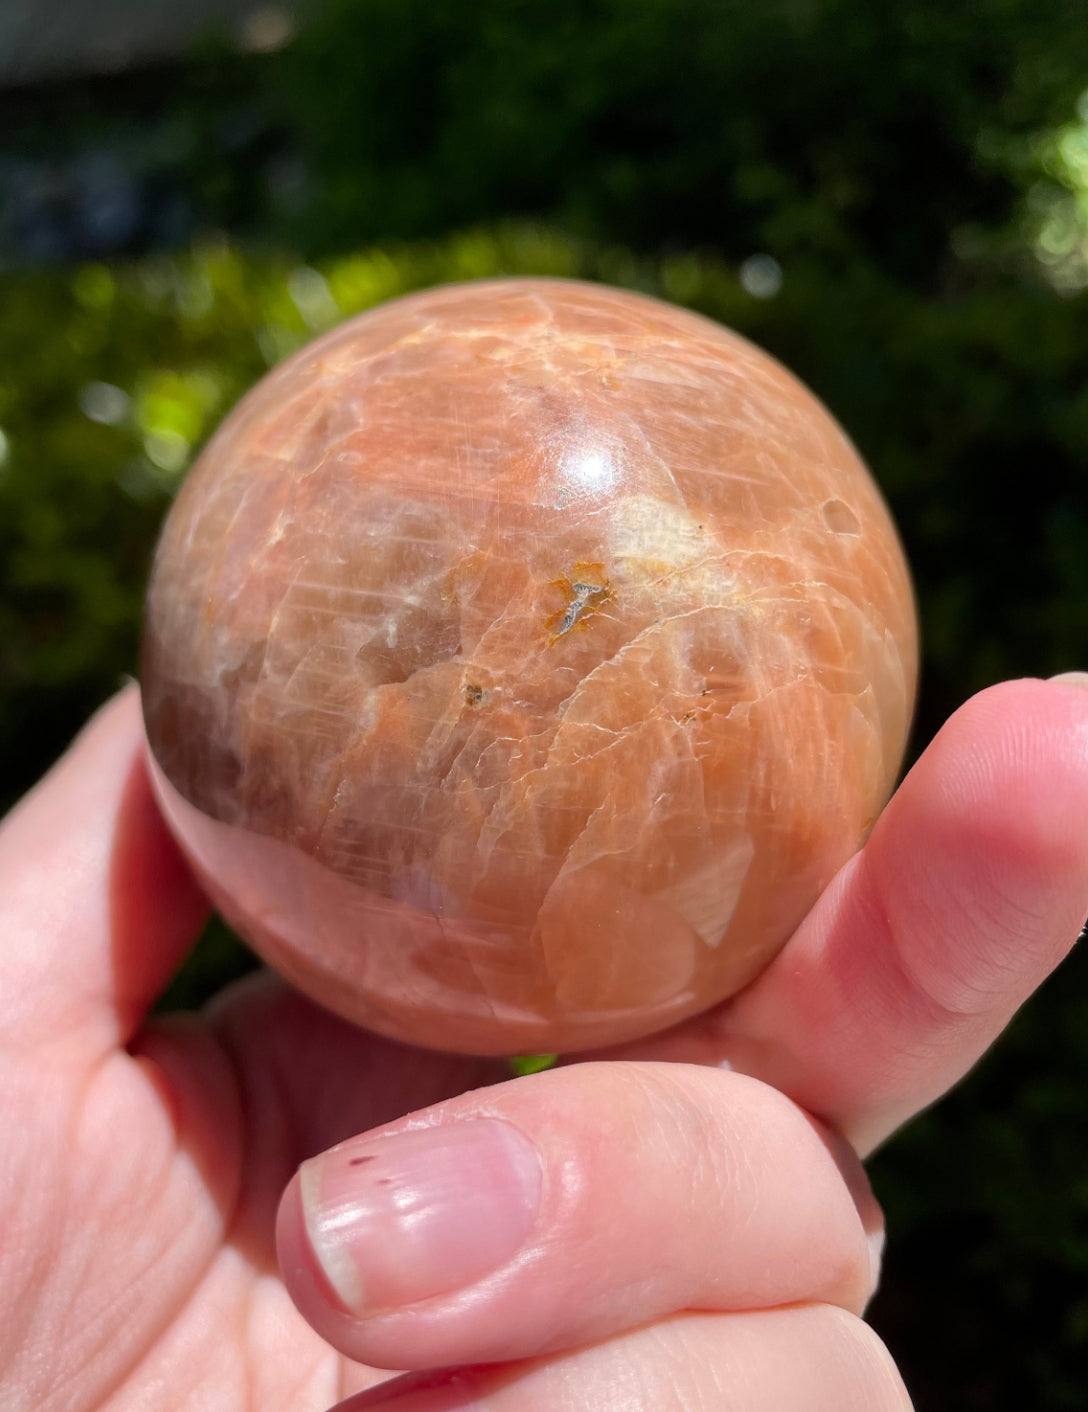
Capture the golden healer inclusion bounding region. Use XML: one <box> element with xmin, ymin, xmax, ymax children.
<box><xmin>141</xmin><ymin>279</ymin><xmax>918</xmax><ymax>1055</ymax></box>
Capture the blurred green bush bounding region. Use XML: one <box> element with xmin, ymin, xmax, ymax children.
<box><xmin>3</xmin><ymin>1</ymin><xmax>1088</xmax><ymax>1406</ymax></box>
<box><xmin>274</xmin><ymin>0</ymin><xmax>1088</xmax><ymax>271</ymax></box>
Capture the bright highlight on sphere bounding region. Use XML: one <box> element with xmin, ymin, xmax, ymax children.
<box><xmin>141</xmin><ymin>278</ymin><xmax>918</xmax><ymax>1056</ymax></box>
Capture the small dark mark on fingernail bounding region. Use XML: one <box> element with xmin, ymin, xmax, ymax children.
<box><xmin>348</xmin><ymin>1155</ymin><xmax>378</xmax><ymax>1166</ymax></box>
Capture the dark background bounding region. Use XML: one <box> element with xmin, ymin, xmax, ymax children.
<box><xmin>2</xmin><ymin>1</ymin><xmax>1087</xmax><ymax>1405</ymax></box>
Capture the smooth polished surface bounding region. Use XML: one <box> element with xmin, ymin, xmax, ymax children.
<box><xmin>142</xmin><ymin>278</ymin><xmax>917</xmax><ymax>1054</ymax></box>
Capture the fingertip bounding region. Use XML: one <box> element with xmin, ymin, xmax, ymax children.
<box><xmin>918</xmin><ymin>677</ymin><xmax>1088</xmax><ymax>847</ymax></box>
<box><xmin>846</xmin><ymin>676</ymin><xmax>1088</xmax><ymax>1138</ymax></box>
<box><xmin>1047</xmin><ymin>670</ymin><xmax>1088</xmax><ymax>691</ymax></box>
<box><xmin>870</xmin><ymin>677</ymin><xmax>1088</xmax><ymax>1012</ymax></box>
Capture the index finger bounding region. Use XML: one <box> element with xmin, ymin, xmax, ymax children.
<box><xmin>593</xmin><ymin>677</ymin><xmax>1088</xmax><ymax>1154</ymax></box>
<box><xmin>0</xmin><ymin>687</ymin><xmax>208</xmax><ymax>1056</ymax></box>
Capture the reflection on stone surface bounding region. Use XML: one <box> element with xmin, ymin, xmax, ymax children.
<box><xmin>141</xmin><ymin>277</ymin><xmax>918</xmax><ymax>1054</ymax></box>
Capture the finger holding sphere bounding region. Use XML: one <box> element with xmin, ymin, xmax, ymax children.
<box><xmin>277</xmin><ymin>1060</ymin><xmax>880</xmax><ymax>1373</ymax></box>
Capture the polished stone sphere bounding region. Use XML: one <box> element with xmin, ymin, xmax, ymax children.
<box><xmin>141</xmin><ymin>278</ymin><xmax>917</xmax><ymax>1055</ymax></box>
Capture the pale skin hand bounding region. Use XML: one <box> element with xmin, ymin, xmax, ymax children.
<box><xmin>0</xmin><ymin>679</ymin><xmax>1085</xmax><ymax>1411</ymax></box>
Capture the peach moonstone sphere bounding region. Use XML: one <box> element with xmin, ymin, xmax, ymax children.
<box><xmin>141</xmin><ymin>277</ymin><xmax>917</xmax><ymax>1056</ymax></box>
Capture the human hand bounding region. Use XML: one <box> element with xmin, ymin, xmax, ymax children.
<box><xmin>1</xmin><ymin>678</ymin><xmax>1085</xmax><ymax>1410</ymax></box>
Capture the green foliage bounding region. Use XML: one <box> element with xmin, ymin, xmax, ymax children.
<box><xmin>869</xmin><ymin>938</ymin><xmax>1088</xmax><ymax>1409</ymax></box>
<box><xmin>4</xmin><ymin>3</ymin><xmax>1088</xmax><ymax>1405</ymax></box>
<box><xmin>274</xmin><ymin>0</ymin><xmax>1088</xmax><ymax>272</ymax></box>
<box><xmin>509</xmin><ymin>1053</ymin><xmax>560</xmax><ymax>1077</ymax></box>
<box><xmin>1030</xmin><ymin>92</ymin><xmax>1088</xmax><ymax>293</ymax></box>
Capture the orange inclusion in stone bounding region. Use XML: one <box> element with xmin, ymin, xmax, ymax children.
<box><xmin>141</xmin><ymin>277</ymin><xmax>918</xmax><ymax>1056</ymax></box>
<box><xmin>546</xmin><ymin>562</ymin><xmax>615</xmax><ymax>643</ymax></box>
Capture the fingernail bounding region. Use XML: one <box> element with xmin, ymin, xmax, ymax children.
<box><xmin>867</xmin><ymin>1227</ymin><xmax>885</xmax><ymax>1293</ymax></box>
<box><xmin>298</xmin><ymin>1119</ymin><xmax>542</xmax><ymax>1316</ymax></box>
<box><xmin>1049</xmin><ymin>671</ymin><xmax>1088</xmax><ymax>689</ymax></box>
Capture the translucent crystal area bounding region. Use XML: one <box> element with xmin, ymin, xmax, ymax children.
<box><xmin>141</xmin><ymin>278</ymin><xmax>917</xmax><ymax>1055</ymax></box>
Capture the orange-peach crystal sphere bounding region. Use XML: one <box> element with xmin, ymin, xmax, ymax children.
<box><xmin>141</xmin><ymin>278</ymin><xmax>917</xmax><ymax>1055</ymax></box>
